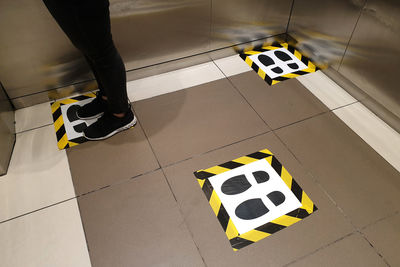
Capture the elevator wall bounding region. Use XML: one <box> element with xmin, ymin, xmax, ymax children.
<box><xmin>0</xmin><ymin>83</ymin><xmax>15</xmax><ymax>176</ymax></box>
<box><xmin>288</xmin><ymin>0</ymin><xmax>400</xmax><ymax>129</ymax></box>
<box><xmin>0</xmin><ymin>0</ymin><xmax>293</xmax><ymax>108</ymax></box>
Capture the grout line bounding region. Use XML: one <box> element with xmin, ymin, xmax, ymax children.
<box><xmin>360</xmin><ymin>211</ymin><xmax>400</xmax><ymax>231</ymax></box>
<box><xmin>357</xmin><ymin>230</ymin><xmax>391</xmax><ymax>266</ymax></box>
<box><xmin>16</xmin><ymin>122</ymin><xmax>53</xmax><ymax>135</ymax></box>
<box><xmin>129</xmin><ymin>105</ymin><xmax>178</xmax><ymax>202</ymax></box>
<box><xmin>0</xmin><ymin>197</ymin><xmax>76</xmax><ymax>225</ymax></box>
<box><xmin>212</xmin><ymin>60</ymin><xmax>273</xmax><ymax>130</ymax></box>
<box><xmin>283</xmin><ymin>232</ymin><xmax>356</xmax><ymax>266</ymax></box>
<box><xmin>75</xmin><ymin>198</ymin><xmax>93</xmax><ymax>266</ymax></box>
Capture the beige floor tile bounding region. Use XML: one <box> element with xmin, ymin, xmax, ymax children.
<box><xmin>362</xmin><ymin>213</ymin><xmax>400</xmax><ymax>266</ymax></box>
<box><xmin>228</xmin><ymin>71</ymin><xmax>329</xmax><ymax>129</ymax></box>
<box><xmin>296</xmin><ymin>71</ymin><xmax>357</xmax><ymax>110</ymax></box>
<box><xmin>163</xmin><ymin>132</ymin><xmax>354</xmax><ymax>267</ymax></box>
<box><xmin>78</xmin><ymin>170</ymin><xmax>205</xmax><ymax>267</ymax></box>
<box><xmin>67</xmin><ymin>121</ymin><xmax>159</xmax><ymax>195</ymax></box>
<box><xmin>213</xmin><ymin>55</ymin><xmax>252</xmax><ymax>77</ymax></box>
<box><xmin>288</xmin><ymin>233</ymin><xmax>386</xmax><ymax>267</ymax></box>
<box><xmin>15</xmin><ymin>102</ymin><xmax>53</xmax><ymax>133</ymax></box>
<box><xmin>334</xmin><ymin>102</ymin><xmax>400</xmax><ymax>172</ymax></box>
<box><xmin>276</xmin><ymin>112</ymin><xmax>400</xmax><ymax>229</ymax></box>
<box><xmin>0</xmin><ymin>199</ymin><xmax>91</xmax><ymax>267</ymax></box>
<box><xmin>0</xmin><ymin>125</ymin><xmax>75</xmax><ymax>222</ymax></box>
<box><xmin>127</xmin><ymin>62</ymin><xmax>225</xmax><ymax>101</ymax></box>
<box><xmin>133</xmin><ymin>78</ymin><xmax>269</xmax><ymax>167</ymax></box>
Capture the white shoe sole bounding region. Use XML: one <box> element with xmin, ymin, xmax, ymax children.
<box><xmin>83</xmin><ymin>116</ymin><xmax>137</xmax><ymax>141</ymax></box>
<box><xmin>76</xmin><ymin>112</ymin><xmax>104</xmax><ymax>121</ymax></box>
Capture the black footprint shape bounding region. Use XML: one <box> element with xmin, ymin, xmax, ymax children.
<box><xmin>222</xmin><ymin>171</ymin><xmax>270</xmax><ymax>195</ymax></box>
<box><xmin>221</xmin><ymin>175</ymin><xmax>251</xmax><ymax>195</ymax></box>
<box><xmin>274</xmin><ymin>50</ymin><xmax>299</xmax><ymax>70</ymax></box>
<box><xmin>67</xmin><ymin>104</ymin><xmax>81</xmax><ymax>122</ymax></box>
<box><xmin>235</xmin><ymin>191</ymin><xmax>286</xmax><ymax>220</ymax></box>
<box><xmin>253</xmin><ymin>171</ymin><xmax>270</xmax><ymax>184</ymax></box>
<box><xmin>258</xmin><ymin>54</ymin><xmax>283</xmax><ymax>74</ymax></box>
<box><xmin>73</xmin><ymin>122</ymin><xmax>87</xmax><ymax>133</ymax></box>
<box><xmin>235</xmin><ymin>198</ymin><xmax>269</xmax><ymax>220</ymax></box>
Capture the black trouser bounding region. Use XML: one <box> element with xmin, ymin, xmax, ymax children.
<box><xmin>43</xmin><ymin>0</ymin><xmax>129</xmax><ymax>114</ymax></box>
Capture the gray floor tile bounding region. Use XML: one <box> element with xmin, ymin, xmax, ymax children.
<box><xmin>288</xmin><ymin>233</ymin><xmax>386</xmax><ymax>267</ymax></box>
<box><xmin>163</xmin><ymin>132</ymin><xmax>354</xmax><ymax>267</ymax></box>
<box><xmin>362</xmin><ymin>213</ymin><xmax>400</xmax><ymax>266</ymax></box>
<box><xmin>133</xmin><ymin>78</ymin><xmax>270</xmax><ymax>167</ymax></box>
<box><xmin>67</xmin><ymin>122</ymin><xmax>159</xmax><ymax>195</ymax></box>
<box><xmin>228</xmin><ymin>71</ymin><xmax>329</xmax><ymax>129</ymax></box>
<box><xmin>78</xmin><ymin>170</ymin><xmax>205</xmax><ymax>267</ymax></box>
<box><xmin>275</xmin><ymin>112</ymin><xmax>400</xmax><ymax>228</ymax></box>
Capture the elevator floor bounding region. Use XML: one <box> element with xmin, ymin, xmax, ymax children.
<box><xmin>2</xmin><ymin>56</ymin><xmax>400</xmax><ymax>267</ymax></box>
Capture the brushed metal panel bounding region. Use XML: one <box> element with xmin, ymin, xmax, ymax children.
<box><xmin>0</xmin><ymin>0</ymin><xmax>211</xmax><ymax>101</ymax></box>
<box><xmin>339</xmin><ymin>0</ymin><xmax>400</xmax><ymax>119</ymax></box>
<box><xmin>211</xmin><ymin>0</ymin><xmax>293</xmax><ymax>50</ymax></box>
<box><xmin>288</xmin><ymin>0</ymin><xmax>366</xmax><ymax>69</ymax></box>
<box><xmin>110</xmin><ymin>0</ymin><xmax>211</xmax><ymax>71</ymax></box>
<box><xmin>0</xmin><ymin>83</ymin><xmax>15</xmax><ymax>176</ymax></box>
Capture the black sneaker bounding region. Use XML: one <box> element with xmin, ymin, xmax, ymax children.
<box><xmin>76</xmin><ymin>93</ymin><xmax>107</xmax><ymax>120</ymax></box>
<box><xmin>83</xmin><ymin>109</ymin><xmax>137</xmax><ymax>140</ymax></box>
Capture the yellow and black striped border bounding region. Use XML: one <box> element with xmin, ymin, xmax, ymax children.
<box><xmin>50</xmin><ymin>93</ymin><xmax>96</xmax><ymax>150</ymax></box>
<box><xmin>239</xmin><ymin>42</ymin><xmax>318</xmax><ymax>85</ymax></box>
<box><xmin>194</xmin><ymin>148</ymin><xmax>317</xmax><ymax>251</ymax></box>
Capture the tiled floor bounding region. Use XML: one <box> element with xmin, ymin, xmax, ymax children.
<box><xmin>1</xmin><ymin>55</ymin><xmax>399</xmax><ymax>267</ymax></box>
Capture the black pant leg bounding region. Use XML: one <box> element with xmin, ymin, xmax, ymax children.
<box><xmin>42</xmin><ymin>0</ymin><xmax>129</xmax><ymax>114</ymax></box>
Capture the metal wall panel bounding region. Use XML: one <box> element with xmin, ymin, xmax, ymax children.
<box><xmin>0</xmin><ymin>0</ymin><xmax>211</xmax><ymax>107</ymax></box>
<box><xmin>0</xmin><ymin>83</ymin><xmax>15</xmax><ymax>176</ymax></box>
<box><xmin>339</xmin><ymin>0</ymin><xmax>400</xmax><ymax>118</ymax></box>
<box><xmin>210</xmin><ymin>0</ymin><xmax>293</xmax><ymax>50</ymax></box>
<box><xmin>288</xmin><ymin>0</ymin><xmax>366</xmax><ymax>69</ymax></box>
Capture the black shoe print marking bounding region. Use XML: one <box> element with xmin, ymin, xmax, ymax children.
<box><xmin>267</xmin><ymin>191</ymin><xmax>286</xmax><ymax>206</ymax></box>
<box><xmin>73</xmin><ymin>122</ymin><xmax>87</xmax><ymax>133</ymax></box>
<box><xmin>271</xmin><ymin>66</ymin><xmax>283</xmax><ymax>74</ymax></box>
<box><xmin>274</xmin><ymin>50</ymin><xmax>299</xmax><ymax>70</ymax></box>
<box><xmin>67</xmin><ymin>105</ymin><xmax>81</xmax><ymax>122</ymax></box>
<box><xmin>221</xmin><ymin>174</ymin><xmax>251</xmax><ymax>195</ymax></box>
<box><xmin>258</xmin><ymin>54</ymin><xmax>275</xmax><ymax>67</ymax></box>
<box><xmin>235</xmin><ymin>198</ymin><xmax>269</xmax><ymax>220</ymax></box>
<box><xmin>253</xmin><ymin>171</ymin><xmax>269</xmax><ymax>184</ymax></box>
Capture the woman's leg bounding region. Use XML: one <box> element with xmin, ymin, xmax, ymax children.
<box><xmin>42</xmin><ymin>0</ymin><xmax>129</xmax><ymax>114</ymax></box>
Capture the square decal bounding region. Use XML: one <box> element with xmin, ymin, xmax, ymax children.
<box><xmin>50</xmin><ymin>93</ymin><xmax>97</xmax><ymax>150</ymax></box>
<box><xmin>194</xmin><ymin>149</ymin><xmax>317</xmax><ymax>251</ymax></box>
<box><xmin>239</xmin><ymin>42</ymin><xmax>318</xmax><ymax>85</ymax></box>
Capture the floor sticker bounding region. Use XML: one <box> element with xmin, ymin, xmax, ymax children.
<box><xmin>194</xmin><ymin>149</ymin><xmax>317</xmax><ymax>251</ymax></box>
<box><xmin>239</xmin><ymin>42</ymin><xmax>317</xmax><ymax>85</ymax></box>
<box><xmin>50</xmin><ymin>93</ymin><xmax>97</xmax><ymax>150</ymax></box>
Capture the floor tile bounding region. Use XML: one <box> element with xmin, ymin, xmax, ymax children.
<box><xmin>276</xmin><ymin>112</ymin><xmax>400</xmax><ymax>229</ymax></box>
<box><xmin>0</xmin><ymin>199</ymin><xmax>91</xmax><ymax>267</ymax></box>
<box><xmin>334</xmin><ymin>102</ymin><xmax>400</xmax><ymax>172</ymax></box>
<box><xmin>15</xmin><ymin>102</ymin><xmax>53</xmax><ymax>133</ymax></box>
<box><xmin>78</xmin><ymin>170</ymin><xmax>205</xmax><ymax>267</ymax></box>
<box><xmin>163</xmin><ymin>132</ymin><xmax>354</xmax><ymax>267</ymax></box>
<box><xmin>228</xmin><ymin>71</ymin><xmax>329</xmax><ymax>129</ymax></box>
<box><xmin>213</xmin><ymin>55</ymin><xmax>252</xmax><ymax>77</ymax></box>
<box><xmin>127</xmin><ymin>62</ymin><xmax>225</xmax><ymax>102</ymax></box>
<box><xmin>133</xmin><ymin>78</ymin><xmax>269</xmax><ymax>167</ymax></box>
<box><xmin>0</xmin><ymin>125</ymin><xmax>75</xmax><ymax>222</ymax></box>
<box><xmin>296</xmin><ymin>71</ymin><xmax>357</xmax><ymax>110</ymax></box>
<box><xmin>362</xmin><ymin>213</ymin><xmax>400</xmax><ymax>266</ymax></box>
<box><xmin>67</xmin><ymin>121</ymin><xmax>159</xmax><ymax>196</ymax></box>
<box><xmin>288</xmin><ymin>233</ymin><xmax>386</xmax><ymax>267</ymax></box>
